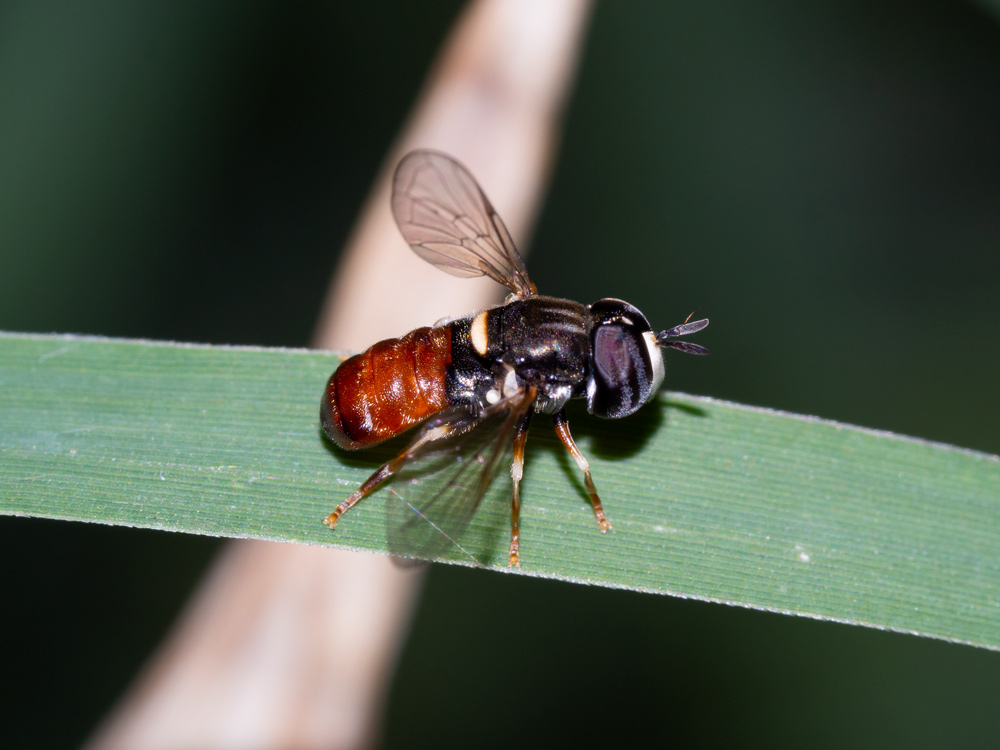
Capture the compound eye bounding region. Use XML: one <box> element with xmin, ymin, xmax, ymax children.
<box><xmin>589</xmin><ymin>324</ymin><xmax>648</xmax><ymax>418</ymax></box>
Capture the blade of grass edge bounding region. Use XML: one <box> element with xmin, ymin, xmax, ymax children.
<box><xmin>1</xmin><ymin>331</ymin><xmax>998</xmax><ymax>650</ymax></box>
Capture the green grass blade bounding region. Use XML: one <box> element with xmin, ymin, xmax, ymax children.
<box><xmin>2</xmin><ymin>331</ymin><xmax>998</xmax><ymax>650</ymax></box>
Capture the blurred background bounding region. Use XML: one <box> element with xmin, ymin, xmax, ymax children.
<box><xmin>1</xmin><ymin>1</ymin><xmax>999</xmax><ymax>747</ymax></box>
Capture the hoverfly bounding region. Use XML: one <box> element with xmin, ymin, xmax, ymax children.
<box><xmin>321</xmin><ymin>150</ymin><xmax>708</xmax><ymax>566</ymax></box>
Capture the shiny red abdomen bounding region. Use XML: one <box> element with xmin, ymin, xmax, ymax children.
<box><xmin>321</xmin><ymin>326</ymin><xmax>452</xmax><ymax>450</ymax></box>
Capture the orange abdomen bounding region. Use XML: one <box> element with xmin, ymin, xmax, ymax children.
<box><xmin>321</xmin><ymin>326</ymin><xmax>452</xmax><ymax>450</ymax></box>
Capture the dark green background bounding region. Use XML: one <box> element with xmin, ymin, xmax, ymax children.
<box><xmin>2</xmin><ymin>2</ymin><xmax>998</xmax><ymax>747</ymax></box>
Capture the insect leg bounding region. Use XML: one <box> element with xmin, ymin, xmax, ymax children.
<box><xmin>325</xmin><ymin>405</ymin><xmax>484</xmax><ymax>530</ymax></box>
<box><xmin>552</xmin><ymin>409</ymin><xmax>612</xmax><ymax>532</ymax></box>
<box><xmin>508</xmin><ymin>410</ymin><xmax>533</xmax><ymax>567</ymax></box>
<box><xmin>323</xmin><ymin>453</ymin><xmax>408</xmax><ymax>528</ymax></box>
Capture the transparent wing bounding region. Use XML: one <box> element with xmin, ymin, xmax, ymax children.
<box><xmin>391</xmin><ymin>150</ymin><xmax>537</xmax><ymax>296</ymax></box>
<box><xmin>384</xmin><ymin>387</ymin><xmax>536</xmax><ymax>565</ymax></box>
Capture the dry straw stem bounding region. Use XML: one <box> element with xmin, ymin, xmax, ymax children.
<box><xmin>73</xmin><ymin>1</ymin><xmax>594</xmax><ymax>748</ymax></box>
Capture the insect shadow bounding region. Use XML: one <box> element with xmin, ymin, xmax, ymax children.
<box><xmin>319</xmin><ymin>426</ymin><xmax>509</xmax><ymax>567</ymax></box>
<box><xmin>529</xmin><ymin>396</ymin><xmax>709</xmax><ymax>517</ymax></box>
<box><xmin>319</xmin><ymin>394</ymin><xmax>709</xmax><ymax>564</ymax></box>
<box><xmin>319</xmin><ymin>422</ymin><xmax>415</xmax><ymax>470</ymax></box>
<box><xmin>555</xmin><ymin>395</ymin><xmax>707</xmax><ymax>459</ymax></box>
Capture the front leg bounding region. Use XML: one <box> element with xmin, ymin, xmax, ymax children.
<box><xmin>552</xmin><ymin>409</ymin><xmax>612</xmax><ymax>532</ymax></box>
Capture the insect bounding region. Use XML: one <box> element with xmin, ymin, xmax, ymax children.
<box><xmin>321</xmin><ymin>150</ymin><xmax>708</xmax><ymax>566</ymax></box>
